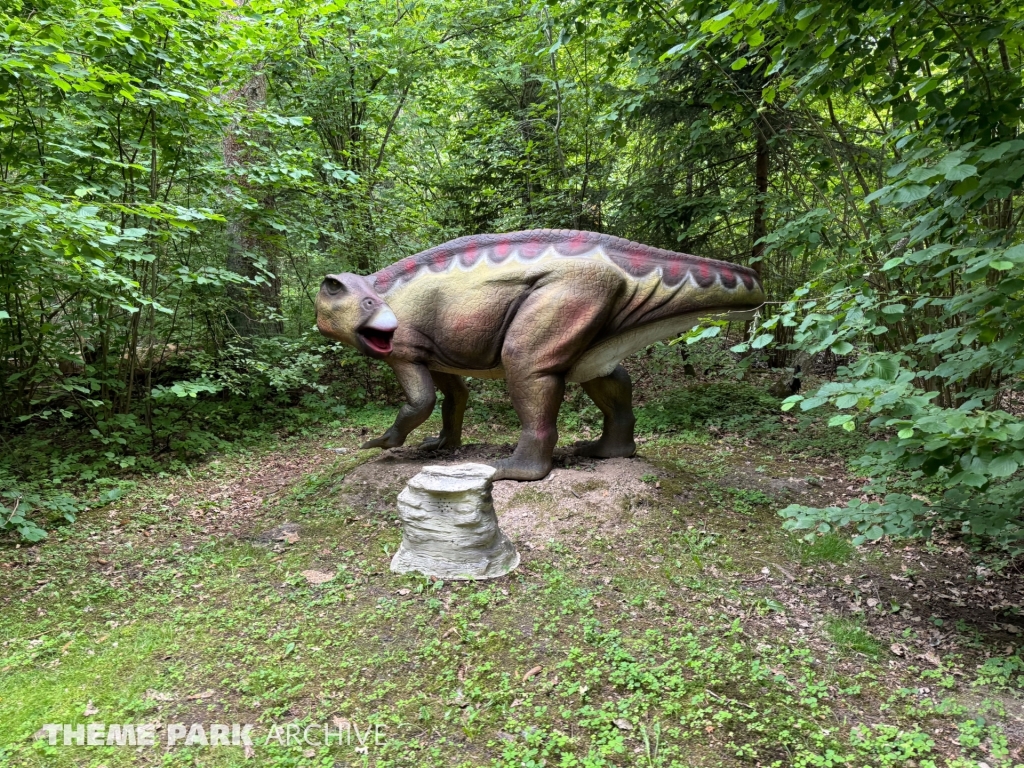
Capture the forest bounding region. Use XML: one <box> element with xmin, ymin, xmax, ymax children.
<box><xmin>1</xmin><ymin>0</ymin><xmax>1024</xmax><ymax>766</ymax></box>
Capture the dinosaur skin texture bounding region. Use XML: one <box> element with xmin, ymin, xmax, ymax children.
<box><xmin>316</xmin><ymin>229</ymin><xmax>764</xmax><ymax>481</ymax></box>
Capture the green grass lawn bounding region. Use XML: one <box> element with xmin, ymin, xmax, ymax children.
<box><xmin>1</xmin><ymin>383</ymin><xmax>1022</xmax><ymax>767</ymax></box>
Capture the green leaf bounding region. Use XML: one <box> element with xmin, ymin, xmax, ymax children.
<box><xmin>800</xmin><ymin>396</ymin><xmax>828</xmax><ymax>411</ymax></box>
<box><xmin>897</xmin><ymin>428</ymin><xmax>914</xmax><ymax>439</ymax></box>
<box><xmin>871</xmin><ymin>358</ymin><xmax>899</xmax><ymax>381</ymax></box>
<box><xmin>831</xmin><ymin>341</ymin><xmax>853</xmax><ymax>355</ymax></box>
<box><xmin>18</xmin><ymin>525</ymin><xmax>47</xmax><ymax>542</ymax></box>
<box><xmin>703</xmin><ymin>8</ymin><xmax>735</xmax><ymax>33</ymax></box>
<box><xmin>864</xmin><ymin>525</ymin><xmax>885</xmax><ymax>541</ymax></box>
<box><xmin>891</xmin><ymin>185</ymin><xmax>931</xmax><ymax>204</ymax></box>
<box><xmin>944</xmin><ymin>164</ymin><xmax>977</xmax><ymax>181</ymax></box>
<box><xmin>834</xmin><ymin>394</ymin><xmax>858</xmax><ymax>409</ymax></box>
<box><xmin>750</xmin><ymin>333</ymin><xmax>774</xmax><ymax>349</ymax></box>
<box><xmin>989</xmin><ymin>455</ymin><xmax>1019</xmax><ymax>478</ymax></box>
<box><xmin>990</xmin><ymin>260</ymin><xmax>1014</xmax><ymax>271</ymax></box>
<box><xmin>960</xmin><ymin>473</ymin><xmax>988</xmax><ymax>488</ymax></box>
<box><xmin>731</xmin><ymin>57</ymin><xmax>748</xmax><ymax>70</ymax></box>
<box><xmin>781</xmin><ymin>395</ymin><xmax>803</xmax><ymax>412</ymax></box>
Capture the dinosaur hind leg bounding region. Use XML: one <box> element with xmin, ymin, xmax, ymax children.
<box><xmin>574</xmin><ymin>364</ymin><xmax>636</xmax><ymax>458</ymax></box>
<box><xmin>420</xmin><ymin>371</ymin><xmax>468</xmax><ymax>451</ymax></box>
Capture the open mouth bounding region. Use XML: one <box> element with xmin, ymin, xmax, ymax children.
<box><xmin>358</xmin><ymin>327</ymin><xmax>394</xmax><ymax>355</ymax></box>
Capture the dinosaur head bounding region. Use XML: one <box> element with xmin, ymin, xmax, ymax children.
<box><xmin>315</xmin><ymin>273</ymin><xmax>398</xmax><ymax>359</ymax></box>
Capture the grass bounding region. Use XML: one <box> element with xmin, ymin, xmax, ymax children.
<box><xmin>789</xmin><ymin>532</ymin><xmax>856</xmax><ymax>565</ymax></box>
<box><xmin>1</xmin><ymin>380</ymin><xmax>1022</xmax><ymax>767</ymax></box>
<box><xmin>825</xmin><ymin>617</ymin><xmax>884</xmax><ymax>658</ymax></box>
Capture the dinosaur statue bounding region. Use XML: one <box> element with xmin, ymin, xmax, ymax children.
<box><xmin>316</xmin><ymin>229</ymin><xmax>764</xmax><ymax>480</ymax></box>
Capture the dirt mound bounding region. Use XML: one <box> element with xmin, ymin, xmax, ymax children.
<box><xmin>343</xmin><ymin>443</ymin><xmax>659</xmax><ymax>545</ymax></box>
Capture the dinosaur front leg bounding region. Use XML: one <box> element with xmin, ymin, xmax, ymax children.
<box><xmin>575</xmin><ymin>364</ymin><xmax>637</xmax><ymax>458</ymax></box>
<box><xmin>362</xmin><ymin>361</ymin><xmax>436</xmax><ymax>449</ymax></box>
<box><xmin>493</xmin><ymin>372</ymin><xmax>565</xmax><ymax>481</ymax></box>
<box><xmin>420</xmin><ymin>372</ymin><xmax>468</xmax><ymax>451</ymax></box>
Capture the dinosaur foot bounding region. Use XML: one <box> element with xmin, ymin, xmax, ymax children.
<box><xmin>490</xmin><ymin>456</ymin><xmax>553</xmax><ymax>481</ymax></box>
<box><xmin>418</xmin><ymin>434</ymin><xmax>461</xmax><ymax>452</ymax></box>
<box><xmin>571</xmin><ymin>438</ymin><xmax>637</xmax><ymax>459</ymax></box>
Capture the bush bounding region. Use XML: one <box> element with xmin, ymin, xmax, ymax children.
<box><xmin>636</xmin><ymin>382</ymin><xmax>781</xmax><ymax>433</ymax></box>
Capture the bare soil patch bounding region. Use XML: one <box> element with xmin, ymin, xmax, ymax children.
<box><xmin>342</xmin><ymin>443</ymin><xmax>659</xmax><ymax>545</ymax></box>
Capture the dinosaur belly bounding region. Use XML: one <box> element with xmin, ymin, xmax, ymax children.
<box><xmin>429</xmin><ymin>363</ymin><xmax>506</xmax><ymax>380</ymax></box>
<box><xmin>566</xmin><ymin>308</ymin><xmax>757</xmax><ymax>383</ymax></box>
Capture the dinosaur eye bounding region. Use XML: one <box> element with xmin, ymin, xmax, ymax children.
<box><xmin>362</xmin><ymin>298</ymin><xmax>375</xmax><ymax>310</ymax></box>
<box><xmin>322</xmin><ymin>277</ymin><xmax>343</xmax><ymax>295</ymax></box>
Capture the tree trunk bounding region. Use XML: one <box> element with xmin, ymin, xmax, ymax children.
<box><xmin>223</xmin><ymin>69</ymin><xmax>283</xmax><ymax>337</ymax></box>
<box><xmin>751</xmin><ymin>109</ymin><xmax>769</xmax><ymax>279</ymax></box>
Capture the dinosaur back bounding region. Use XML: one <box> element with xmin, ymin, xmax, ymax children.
<box><xmin>372</xmin><ymin>229</ymin><xmax>762</xmax><ymax>298</ymax></box>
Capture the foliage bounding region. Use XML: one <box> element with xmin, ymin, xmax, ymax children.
<box><xmin>651</xmin><ymin>0</ymin><xmax>1024</xmax><ymax>553</ymax></box>
<box><xmin>636</xmin><ymin>382</ymin><xmax>780</xmax><ymax>432</ymax></box>
<box><xmin>4</xmin><ymin>0</ymin><xmax>1024</xmax><ymax>552</ymax></box>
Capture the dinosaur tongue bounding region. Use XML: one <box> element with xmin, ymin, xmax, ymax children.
<box><xmin>360</xmin><ymin>327</ymin><xmax>393</xmax><ymax>354</ymax></box>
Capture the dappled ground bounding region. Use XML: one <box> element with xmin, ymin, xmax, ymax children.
<box><xmin>1</xmin><ymin>378</ymin><xmax>1023</xmax><ymax>768</ymax></box>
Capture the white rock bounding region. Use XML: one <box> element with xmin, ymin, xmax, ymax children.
<box><xmin>391</xmin><ymin>463</ymin><xmax>519</xmax><ymax>580</ymax></box>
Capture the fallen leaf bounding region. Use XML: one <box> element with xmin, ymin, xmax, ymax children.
<box><xmin>523</xmin><ymin>665</ymin><xmax>542</xmax><ymax>681</ymax></box>
<box><xmin>187</xmin><ymin>690</ymin><xmax>215</xmax><ymax>700</ymax></box>
<box><xmin>301</xmin><ymin>570</ymin><xmax>335</xmax><ymax>585</ymax></box>
<box><xmin>332</xmin><ymin>716</ymin><xmax>350</xmax><ymax>729</ymax></box>
<box><xmin>921</xmin><ymin>651</ymin><xmax>942</xmax><ymax>667</ymax></box>
<box><xmin>31</xmin><ymin>726</ymin><xmax>52</xmax><ymax>742</ymax></box>
<box><xmin>303</xmin><ymin>749</ymin><xmax>316</xmax><ymax>758</ymax></box>
<box><xmin>145</xmin><ymin>689</ymin><xmax>175</xmax><ymax>702</ymax></box>
<box><xmin>889</xmin><ymin>643</ymin><xmax>905</xmax><ymax>657</ymax></box>
<box><xmin>866</xmin><ymin>598</ymin><xmax>879</xmax><ymax>608</ymax></box>
<box><xmin>84</xmin><ymin>700</ymin><xmax>99</xmax><ymax>716</ymax></box>
<box><xmin>397</xmin><ymin>588</ymin><xmax>411</xmax><ymax>596</ymax></box>
<box><xmin>282</xmin><ymin>532</ymin><xmax>300</xmax><ymax>544</ymax></box>
<box><xmin>244</xmin><ymin>744</ymin><xmax>255</xmax><ymax>759</ymax></box>
<box><xmin>613</xmin><ymin>718</ymin><xmax>633</xmax><ymax>731</ymax></box>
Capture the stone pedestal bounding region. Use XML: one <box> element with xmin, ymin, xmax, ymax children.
<box><xmin>391</xmin><ymin>463</ymin><xmax>519</xmax><ymax>580</ymax></box>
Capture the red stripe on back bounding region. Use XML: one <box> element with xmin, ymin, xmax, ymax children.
<box><xmin>519</xmin><ymin>240</ymin><xmax>543</xmax><ymax>259</ymax></box>
<box><xmin>460</xmin><ymin>239</ymin><xmax>479</xmax><ymax>267</ymax></box>
<box><xmin>663</xmin><ymin>260</ymin><xmax>686</xmax><ymax>285</ymax></box>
